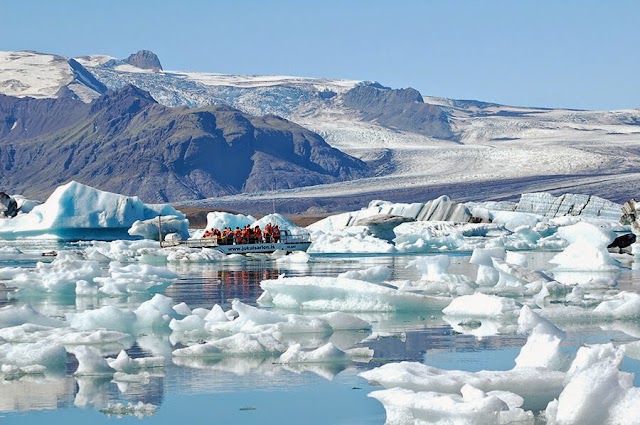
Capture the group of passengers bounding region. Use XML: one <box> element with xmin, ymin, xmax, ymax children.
<box><xmin>202</xmin><ymin>223</ymin><xmax>281</xmax><ymax>244</ymax></box>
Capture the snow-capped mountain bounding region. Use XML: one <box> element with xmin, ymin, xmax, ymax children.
<box><xmin>0</xmin><ymin>51</ymin><xmax>107</xmax><ymax>102</ymax></box>
<box><xmin>2</xmin><ymin>49</ymin><xmax>640</xmax><ymax>213</ymax></box>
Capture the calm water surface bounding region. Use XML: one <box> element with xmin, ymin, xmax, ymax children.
<box><xmin>1</xmin><ymin>244</ymin><xmax>639</xmax><ymax>424</ymax></box>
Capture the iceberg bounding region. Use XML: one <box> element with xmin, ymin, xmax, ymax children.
<box><xmin>549</xmin><ymin>222</ymin><xmax>620</xmax><ymax>272</ymax></box>
<box><xmin>0</xmin><ymin>181</ymin><xmax>184</xmax><ymax>240</ymax></box>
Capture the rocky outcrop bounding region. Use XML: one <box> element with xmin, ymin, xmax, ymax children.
<box><xmin>0</xmin><ymin>85</ymin><xmax>369</xmax><ymax>202</ymax></box>
<box><xmin>515</xmin><ymin>193</ymin><xmax>621</xmax><ymax>220</ymax></box>
<box><xmin>0</xmin><ymin>192</ymin><xmax>18</xmax><ymax>218</ymax></box>
<box><xmin>124</xmin><ymin>50</ymin><xmax>162</xmax><ymax>71</ymax></box>
<box><xmin>342</xmin><ymin>83</ymin><xmax>454</xmax><ymax>140</ymax></box>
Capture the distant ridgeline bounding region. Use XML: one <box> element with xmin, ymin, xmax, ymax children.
<box><xmin>0</xmin><ymin>85</ymin><xmax>368</xmax><ymax>202</ymax></box>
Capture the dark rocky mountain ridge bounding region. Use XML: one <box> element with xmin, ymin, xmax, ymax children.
<box><xmin>0</xmin><ymin>85</ymin><xmax>368</xmax><ymax>202</ymax></box>
<box><xmin>124</xmin><ymin>50</ymin><xmax>163</xmax><ymax>71</ymax></box>
<box><xmin>342</xmin><ymin>85</ymin><xmax>455</xmax><ymax>140</ymax></box>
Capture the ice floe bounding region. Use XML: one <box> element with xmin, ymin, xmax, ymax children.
<box><xmin>258</xmin><ymin>275</ymin><xmax>450</xmax><ymax>312</ymax></box>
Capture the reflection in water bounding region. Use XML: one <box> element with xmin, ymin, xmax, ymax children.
<box><xmin>0</xmin><ymin>377</ymin><xmax>75</xmax><ymax>412</ymax></box>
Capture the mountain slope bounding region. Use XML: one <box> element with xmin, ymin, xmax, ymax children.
<box><xmin>2</xmin><ymin>50</ymin><xmax>640</xmax><ymax>213</ymax></box>
<box><xmin>0</xmin><ymin>85</ymin><xmax>368</xmax><ymax>202</ymax></box>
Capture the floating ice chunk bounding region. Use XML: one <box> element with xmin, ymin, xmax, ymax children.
<box><xmin>400</xmin><ymin>256</ymin><xmax>475</xmax><ymax>296</ymax></box>
<box><xmin>564</xmin><ymin>343</ymin><xmax>623</xmax><ymax>383</ymax></box>
<box><xmin>204</xmin><ymin>304</ymin><xmax>229</xmax><ymax>323</ymax></box>
<box><xmin>443</xmin><ymin>293</ymin><xmax>520</xmax><ymax>319</ymax></box>
<box><xmin>550</xmin><ymin>243</ymin><xmax>620</xmax><ymax>272</ymax></box>
<box><xmin>128</xmin><ymin>214</ymin><xmax>189</xmax><ymax>240</ymax></box>
<box><xmin>169</xmin><ymin>315</ymin><xmax>206</xmax><ymax>334</ymax></box>
<box><xmin>260</xmin><ymin>275</ymin><xmax>450</xmax><ymax>312</ymax></box>
<box><xmin>67</xmin><ymin>305</ymin><xmax>137</xmax><ymax>334</ymax></box>
<box><xmin>368</xmin><ymin>385</ymin><xmax>534</xmax><ymax>425</ymax></box>
<box><xmin>134</xmin><ymin>294</ymin><xmax>182</xmax><ymax>333</ymax></box>
<box><xmin>84</xmin><ymin>239</ymin><xmax>161</xmax><ymax>263</ymax></box>
<box><xmin>540</xmin><ymin>290</ymin><xmax>640</xmax><ymax>321</ymax></box>
<box><xmin>491</xmin><ymin>258</ymin><xmax>553</xmax><ymax>290</ymax></box>
<box><xmin>164</xmin><ymin>246</ymin><xmax>227</xmax><ymax>262</ymax></box>
<box><xmin>471</xmin><ymin>247</ymin><xmax>505</xmax><ymax>287</ymax></box>
<box><xmin>592</xmin><ymin>291</ymin><xmax>640</xmax><ymax>318</ymax></box>
<box><xmin>0</xmin><ymin>340</ymin><xmax>67</xmax><ymax>369</ymax></box>
<box><xmin>278</xmin><ymin>342</ymin><xmax>350</xmax><ymax>364</ymax></box>
<box><xmin>106</xmin><ymin>350</ymin><xmax>164</xmax><ymax>373</ymax></box>
<box><xmin>514</xmin><ymin>326</ymin><xmax>567</xmax><ymax>371</ymax></box>
<box><xmin>3</xmin><ymin>251</ymin><xmax>102</xmax><ymax>293</ymax></box>
<box><xmin>442</xmin><ymin>316</ymin><xmax>516</xmax><ymax>339</ymax></box>
<box><xmin>393</xmin><ymin>221</ymin><xmax>495</xmax><ymax>253</ymax></box>
<box><xmin>308</xmin><ymin>226</ymin><xmax>395</xmax><ymax>254</ymax></box>
<box><xmin>172</xmin><ymin>302</ymin><xmax>192</xmax><ymax>316</ymax></box>
<box><xmin>361</xmin><ymin>361</ymin><xmax>564</xmax><ymax>412</ymax></box>
<box><xmin>0</xmin><ymin>304</ymin><xmax>66</xmax><ymax>328</ymax></box>
<box><xmin>623</xmin><ymin>340</ymin><xmax>640</xmax><ymax>361</ymax></box>
<box><xmin>491</xmin><ymin>210</ymin><xmax>542</xmax><ymax>231</ymax></box>
<box><xmin>546</xmin><ymin>344</ymin><xmax>640</xmax><ymax>425</ymax></box>
<box><xmin>275</xmin><ymin>251</ymin><xmax>310</xmax><ymax>264</ymax></box>
<box><xmin>505</xmin><ymin>251</ymin><xmax>528</xmax><ymax>267</ymax></box>
<box><xmin>338</xmin><ymin>265</ymin><xmax>392</xmax><ymax>283</ymax></box>
<box><xmin>100</xmin><ymin>401</ymin><xmax>158</xmax><ymax>419</ymax></box>
<box><xmin>315</xmin><ymin>311</ymin><xmax>371</xmax><ymax>331</ymax></box>
<box><xmin>409</xmin><ymin>255</ymin><xmax>450</xmax><ymax>281</ymax></box>
<box><xmin>55</xmin><ymin>329</ymin><xmax>133</xmax><ymax>347</ymax></box>
<box><xmin>308</xmin><ymin>197</ymin><xmax>471</xmax><ymax>235</ymax></box>
<box><xmin>470</xmin><ymin>247</ymin><xmax>506</xmax><ymax>267</ymax></box>
<box><xmin>517</xmin><ymin>305</ymin><xmax>564</xmax><ymax>339</ymax></box>
<box><xmin>172</xmin><ymin>332</ymin><xmax>287</xmax><ymax>358</ymax></box>
<box><xmin>76</xmin><ymin>279</ymin><xmax>99</xmax><ymax>296</ymax></box>
<box><xmin>72</xmin><ymin>345</ymin><xmax>115</xmax><ymax>376</ymax></box>
<box><xmin>94</xmin><ymin>262</ymin><xmax>177</xmax><ymax>296</ymax></box>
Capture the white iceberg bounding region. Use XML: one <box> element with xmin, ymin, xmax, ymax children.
<box><xmin>442</xmin><ymin>293</ymin><xmax>520</xmax><ymax>319</ymax></box>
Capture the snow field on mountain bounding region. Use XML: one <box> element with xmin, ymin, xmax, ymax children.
<box><xmin>0</xmin><ymin>51</ymin><xmax>73</xmax><ymax>99</ymax></box>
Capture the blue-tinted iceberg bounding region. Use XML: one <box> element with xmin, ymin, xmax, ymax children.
<box><xmin>0</xmin><ymin>181</ymin><xmax>184</xmax><ymax>240</ymax></box>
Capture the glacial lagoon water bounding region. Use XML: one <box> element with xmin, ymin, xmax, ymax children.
<box><xmin>1</xmin><ymin>245</ymin><xmax>640</xmax><ymax>424</ymax></box>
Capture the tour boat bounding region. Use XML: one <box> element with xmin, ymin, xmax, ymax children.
<box><xmin>160</xmin><ymin>225</ymin><xmax>311</xmax><ymax>255</ymax></box>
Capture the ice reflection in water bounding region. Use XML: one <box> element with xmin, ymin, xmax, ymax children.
<box><xmin>0</xmin><ymin>247</ymin><xmax>640</xmax><ymax>424</ymax></box>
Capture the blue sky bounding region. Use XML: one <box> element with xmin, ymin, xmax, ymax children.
<box><xmin>2</xmin><ymin>0</ymin><xmax>638</xmax><ymax>110</ymax></box>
